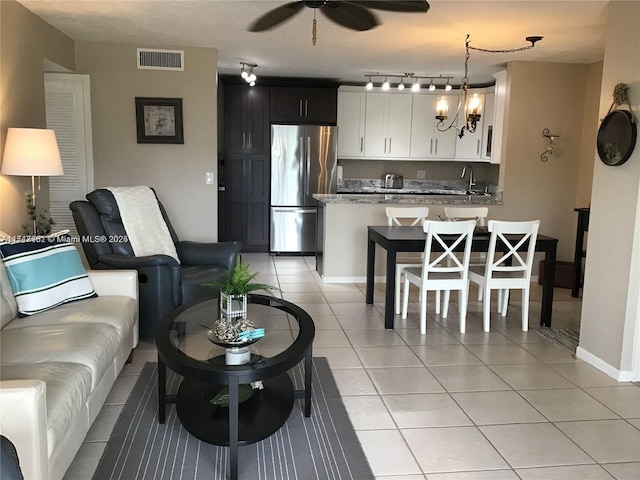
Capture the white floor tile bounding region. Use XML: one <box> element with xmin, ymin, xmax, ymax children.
<box><xmin>403</xmin><ymin>426</ymin><xmax>509</xmax><ymax>473</ymax></box>
<box><xmin>480</xmin><ymin>423</ymin><xmax>595</xmax><ymax>468</ymax></box>
<box><xmin>356</xmin><ymin>430</ymin><xmax>422</xmax><ymax>476</ymax></box>
<box><xmin>555</xmin><ymin>420</ymin><xmax>640</xmax><ymax>463</ymax></box>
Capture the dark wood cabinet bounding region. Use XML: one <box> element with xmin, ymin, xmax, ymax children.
<box><xmin>270</xmin><ymin>87</ymin><xmax>337</xmax><ymax>124</ymax></box>
<box><xmin>225</xmin><ymin>85</ymin><xmax>270</xmax><ymax>155</ymax></box>
<box><xmin>225</xmin><ymin>154</ymin><xmax>270</xmax><ymax>251</ymax></box>
<box><xmin>222</xmin><ymin>84</ymin><xmax>271</xmax><ymax>252</ymax></box>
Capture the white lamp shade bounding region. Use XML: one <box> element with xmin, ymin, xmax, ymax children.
<box><xmin>1</xmin><ymin>128</ymin><xmax>63</xmax><ymax>176</ymax></box>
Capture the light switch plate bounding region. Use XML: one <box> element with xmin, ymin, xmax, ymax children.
<box><xmin>417</xmin><ymin>170</ymin><xmax>426</xmax><ymax>179</ymax></box>
<box><xmin>205</xmin><ymin>172</ymin><xmax>214</xmax><ymax>184</ymax></box>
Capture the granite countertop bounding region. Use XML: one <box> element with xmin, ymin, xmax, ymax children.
<box><xmin>336</xmin><ymin>178</ymin><xmax>497</xmax><ymax>196</ymax></box>
<box><xmin>313</xmin><ymin>193</ymin><xmax>501</xmax><ymax>205</ymax></box>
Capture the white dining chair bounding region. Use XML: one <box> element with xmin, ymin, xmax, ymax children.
<box><xmin>401</xmin><ymin>219</ymin><xmax>476</xmax><ymax>334</ymax></box>
<box><xmin>468</xmin><ymin>219</ymin><xmax>540</xmax><ymax>332</ymax></box>
<box><xmin>445</xmin><ymin>206</ymin><xmax>489</xmax><ymax>300</ymax></box>
<box><xmin>386</xmin><ymin>207</ymin><xmax>430</xmax><ymax>315</ymax></box>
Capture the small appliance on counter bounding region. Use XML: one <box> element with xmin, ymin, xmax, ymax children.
<box><xmin>383</xmin><ymin>174</ymin><xmax>403</xmax><ymax>189</ymax></box>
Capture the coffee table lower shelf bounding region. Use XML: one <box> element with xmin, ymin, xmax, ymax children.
<box><xmin>175</xmin><ymin>373</ymin><xmax>295</xmax><ymax>446</ymax></box>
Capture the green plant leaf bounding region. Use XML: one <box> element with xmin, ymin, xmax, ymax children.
<box><xmin>203</xmin><ymin>256</ymin><xmax>279</xmax><ymax>295</ymax></box>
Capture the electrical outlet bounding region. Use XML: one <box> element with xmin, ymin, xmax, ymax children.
<box><xmin>205</xmin><ymin>172</ymin><xmax>214</xmax><ymax>184</ymax></box>
<box><xmin>417</xmin><ymin>170</ymin><xmax>426</xmax><ymax>179</ymax></box>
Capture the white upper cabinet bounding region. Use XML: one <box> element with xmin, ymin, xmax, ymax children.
<box><xmin>337</xmin><ymin>90</ymin><xmax>366</xmax><ymax>157</ymax></box>
<box><xmin>364</xmin><ymin>92</ymin><xmax>412</xmax><ymax>158</ymax></box>
<box><xmin>410</xmin><ymin>94</ymin><xmax>457</xmax><ymax>160</ymax></box>
<box><xmin>455</xmin><ymin>93</ymin><xmax>485</xmax><ymax>160</ymax></box>
<box><xmin>336</xmin><ymin>86</ymin><xmax>497</xmax><ymax>162</ymax></box>
<box><xmin>481</xmin><ymin>92</ymin><xmax>495</xmax><ymax>161</ymax></box>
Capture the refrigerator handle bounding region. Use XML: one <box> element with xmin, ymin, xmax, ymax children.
<box><xmin>300</xmin><ymin>136</ymin><xmax>305</xmax><ymax>193</ymax></box>
<box><xmin>272</xmin><ymin>207</ymin><xmax>316</xmax><ymax>214</ymax></box>
<box><xmin>306</xmin><ymin>136</ymin><xmax>311</xmax><ymax>196</ymax></box>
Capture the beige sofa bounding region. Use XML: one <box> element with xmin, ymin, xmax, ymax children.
<box><xmin>0</xmin><ymin>261</ymin><xmax>139</xmax><ymax>480</ymax></box>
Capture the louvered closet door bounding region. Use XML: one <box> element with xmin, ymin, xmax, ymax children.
<box><xmin>44</xmin><ymin>73</ymin><xmax>94</xmax><ymax>236</ymax></box>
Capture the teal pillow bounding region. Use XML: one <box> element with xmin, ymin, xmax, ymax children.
<box><xmin>0</xmin><ymin>239</ymin><xmax>97</xmax><ymax>317</ymax></box>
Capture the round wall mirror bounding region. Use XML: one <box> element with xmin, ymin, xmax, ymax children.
<box><xmin>596</xmin><ymin>110</ymin><xmax>637</xmax><ymax>166</ymax></box>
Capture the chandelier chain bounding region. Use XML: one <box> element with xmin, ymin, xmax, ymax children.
<box><xmin>468</xmin><ymin>44</ymin><xmax>536</xmax><ymax>53</ymax></box>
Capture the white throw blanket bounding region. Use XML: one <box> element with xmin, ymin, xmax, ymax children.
<box><xmin>107</xmin><ymin>186</ymin><xmax>180</xmax><ymax>264</ymax></box>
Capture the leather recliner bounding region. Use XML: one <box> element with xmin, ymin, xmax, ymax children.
<box><xmin>70</xmin><ymin>188</ymin><xmax>241</xmax><ymax>337</ymax></box>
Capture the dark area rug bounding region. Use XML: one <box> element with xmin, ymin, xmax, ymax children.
<box><xmin>93</xmin><ymin>358</ymin><xmax>374</xmax><ymax>480</ymax></box>
<box><xmin>536</xmin><ymin>327</ymin><xmax>580</xmax><ymax>354</ymax></box>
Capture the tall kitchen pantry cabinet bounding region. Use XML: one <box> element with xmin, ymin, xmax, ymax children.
<box><xmin>222</xmin><ymin>84</ymin><xmax>270</xmax><ymax>252</ymax></box>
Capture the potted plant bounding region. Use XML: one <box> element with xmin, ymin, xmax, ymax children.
<box><xmin>204</xmin><ymin>256</ymin><xmax>278</xmax><ymax>321</ymax></box>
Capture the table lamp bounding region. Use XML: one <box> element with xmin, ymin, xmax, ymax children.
<box><xmin>1</xmin><ymin>128</ymin><xmax>64</xmax><ymax>234</ymax></box>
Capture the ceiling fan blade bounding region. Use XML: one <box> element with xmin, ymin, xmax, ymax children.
<box><xmin>346</xmin><ymin>1</ymin><xmax>430</xmax><ymax>13</ymax></box>
<box><xmin>321</xmin><ymin>2</ymin><xmax>379</xmax><ymax>31</ymax></box>
<box><xmin>248</xmin><ymin>1</ymin><xmax>305</xmax><ymax>32</ymax></box>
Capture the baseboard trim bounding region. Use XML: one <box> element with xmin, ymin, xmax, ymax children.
<box><xmin>321</xmin><ymin>275</ymin><xmax>386</xmax><ymax>284</ymax></box>
<box><xmin>576</xmin><ymin>346</ymin><xmax>634</xmax><ymax>382</ymax></box>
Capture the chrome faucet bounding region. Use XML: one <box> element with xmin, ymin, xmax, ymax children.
<box><xmin>461</xmin><ymin>165</ymin><xmax>476</xmax><ymax>194</ymax></box>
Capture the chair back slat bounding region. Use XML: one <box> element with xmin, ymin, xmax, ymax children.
<box><xmin>421</xmin><ymin>220</ymin><xmax>476</xmax><ymax>279</ymax></box>
<box><xmin>386</xmin><ymin>207</ymin><xmax>429</xmax><ymax>227</ymax></box>
<box><xmin>484</xmin><ymin>220</ymin><xmax>540</xmax><ymax>279</ymax></box>
<box><xmin>444</xmin><ymin>206</ymin><xmax>489</xmax><ymax>227</ymax></box>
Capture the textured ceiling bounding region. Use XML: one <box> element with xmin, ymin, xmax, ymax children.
<box><xmin>19</xmin><ymin>0</ymin><xmax>609</xmax><ymax>85</ymax></box>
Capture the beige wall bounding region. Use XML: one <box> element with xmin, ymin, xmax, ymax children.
<box><xmin>0</xmin><ymin>0</ymin><xmax>74</xmax><ymax>234</ymax></box>
<box><xmin>576</xmin><ymin>63</ymin><xmax>604</xmax><ymax>207</ymax></box>
<box><xmin>579</xmin><ymin>0</ymin><xmax>640</xmax><ymax>377</ymax></box>
<box><xmin>74</xmin><ymin>41</ymin><xmax>219</xmax><ymax>242</ymax></box>
<box><xmin>497</xmin><ymin>61</ymin><xmax>601</xmax><ymax>262</ymax></box>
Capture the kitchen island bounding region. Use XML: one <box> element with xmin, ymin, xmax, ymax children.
<box><xmin>314</xmin><ymin>193</ymin><xmax>502</xmax><ymax>282</ymax></box>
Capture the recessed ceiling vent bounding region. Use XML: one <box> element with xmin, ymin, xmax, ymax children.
<box><xmin>137</xmin><ymin>48</ymin><xmax>184</xmax><ymax>71</ymax></box>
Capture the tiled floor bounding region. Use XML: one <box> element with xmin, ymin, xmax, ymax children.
<box><xmin>64</xmin><ymin>254</ymin><xmax>640</xmax><ymax>480</ymax></box>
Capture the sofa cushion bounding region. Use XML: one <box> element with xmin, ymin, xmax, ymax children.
<box><xmin>1</xmin><ymin>323</ymin><xmax>121</xmax><ymax>390</ymax></box>
<box><xmin>0</xmin><ymin>363</ymin><xmax>92</xmax><ymax>458</ymax></box>
<box><xmin>0</xmin><ymin>240</ymin><xmax>97</xmax><ymax>317</ymax></box>
<box><xmin>3</xmin><ymin>296</ymin><xmax>137</xmax><ymax>344</ymax></box>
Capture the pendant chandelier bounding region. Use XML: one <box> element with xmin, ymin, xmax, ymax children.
<box><xmin>437</xmin><ymin>34</ymin><xmax>543</xmax><ymax>139</ymax></box>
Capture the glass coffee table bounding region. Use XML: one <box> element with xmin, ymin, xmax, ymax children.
<box><xmin>155</xmin><ymin>294</ymin><xmax>315</xmax><ymax>480</ymax></box>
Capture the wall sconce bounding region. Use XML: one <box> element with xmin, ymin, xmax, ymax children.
<box><xmin>540</xmin><ymin>128</ymin><xmax>560</xmax><ymax>162</ymax></box>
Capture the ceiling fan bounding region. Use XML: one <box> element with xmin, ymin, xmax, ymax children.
<box><xmin>249</xmin><ymin>1</ymin><xmax>430</xmax><ymax>44</ymax></box>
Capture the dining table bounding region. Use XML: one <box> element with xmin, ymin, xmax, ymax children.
<box><xmin>365</xmin><ymin>225</ymin><xmax>559</xmax><ymax>330</ymax></box>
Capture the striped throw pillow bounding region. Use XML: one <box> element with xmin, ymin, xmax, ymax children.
<box><xmin>0</xmin><ymin>240</ymin><xmax>97</xmax><ymax>317</ymax></box>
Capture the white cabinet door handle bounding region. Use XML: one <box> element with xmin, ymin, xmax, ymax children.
<box><xmin>388</xmin><ymin>137</ymin><xmax>392</xmax><ymax>154</ymax></box>
<box><xmin>435</xmin><ymin>139</ymin><xmax>438</xmax><ymax>155</ymax></box>
<box><xmin>476</xmin><ymin>139</ymin><xmax>481</xmax><ymax>155</ymax></box>
<box><xmin>384</xmin><ymin>137</ymin><xmax>387</xmax><ymax>154</ymax></box>
<box><xmin>430</xmin><ymin>138</ymin><xmax>433</xmax><ymax>155</ymax></box>
<box><xmin>360</xmin><ymin>137</ymin><xmax>364</xmax><ymax>152</ymax></box>
<box><xmin>299</xmin><ymin>99</ymin><xmax>303</xmax><ymax>117</ymax></box>
<box><xmin>305</xmin><ymin>100</ymin><xmax>308</xmax><ymax>117</ymax></box>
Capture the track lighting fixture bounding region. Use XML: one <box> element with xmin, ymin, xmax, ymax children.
<box><xmin>364</xmin><ymin>73</ymin><xmax>454</xmax><ymax>93</ymax></box>
<box><xmin>436</xmin><ymin>33</ymin><xmax>542</xmax><ymax>138</ymax></box>
<box><xmin>240</xmin><ymin>62</ymin><xmax>258</xmax><ymax>86</ymax></box>
<box><xmin>445</xmin><ymin>80</ymin><xmax>452</xmax><ymax>92</ymax></box>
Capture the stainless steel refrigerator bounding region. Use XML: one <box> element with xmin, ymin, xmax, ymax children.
<box><xmin>270</xmin><ymin>124</ymin><xmax>338</xmax><ymax>253</ymax></box>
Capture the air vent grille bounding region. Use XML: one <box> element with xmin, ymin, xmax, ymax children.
<box><xmin>137</xmin><ymin>48</ymin><xmax>184</xmax><ymax>71</ymax></box>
